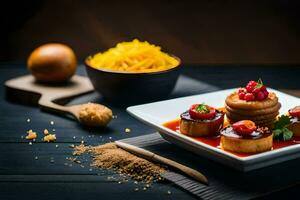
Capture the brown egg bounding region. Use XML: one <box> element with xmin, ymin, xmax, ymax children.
<box><xmin>27</xmin><ymin>43</ymin><xmax>77</xmax><ymax>83</ymax></box>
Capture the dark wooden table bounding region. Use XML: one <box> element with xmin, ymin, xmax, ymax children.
<box><xmin>1</xmin><ymin>63</ymin><xmax>300</xmax><ymax>200</ymax></box>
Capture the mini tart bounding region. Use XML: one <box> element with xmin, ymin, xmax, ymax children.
<box><xmin>220</xmin><ymin>126</ymin><xmax>273</xmax><ymax>154</ymax></box>
<box><xmin>225</xmin><ymin>92</ymin><xmax>280</xmax><ymax>129</ymax></box>
<box><xmin>180</xmin><ymin>110</ymin><xmax>224</xmax><ymax>137</ymax></box>
<box><xmin>225</xmin><ymin>92</ymin><xmax>278</xmax><ymax>110</ymax></box>
<box><xmin>288</xmin><ymin>117</ymin><xmax>300</xmax><ymax>137</ymax></box>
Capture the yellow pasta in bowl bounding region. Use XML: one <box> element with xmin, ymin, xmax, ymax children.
<box><xmin>87</xmin><ymin>39</ymin><xmax>180</xmax><ymax>73</ymax></box>
<box><xmin>85</xmin><ymin>39</ymin><xmax>181</xmax><ymax>105</ymax></box>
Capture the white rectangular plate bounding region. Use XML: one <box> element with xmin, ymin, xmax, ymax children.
<box><xmin>127</xmin><ymin>88</ymin><xmax>300</xmax><ymax>171</ymax></box>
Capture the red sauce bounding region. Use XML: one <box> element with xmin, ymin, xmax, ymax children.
<box><xmin>163</xmin><ymin>119</ymin><xmax>300</xmax><ymax>157</ymax></box>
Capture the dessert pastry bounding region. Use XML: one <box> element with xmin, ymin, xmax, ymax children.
<box><xmin>225</xmin><ymin>79</ymin><xmax>280</xmax><ymax>128</ymax></box>
<box><xmin>287</xmin><ymin>106</ymin><xmax>300</xmax><ymax>136</ymax></box>
<box><xmin>220</xmin><ymin>120</ymin><xmax>273</xmax><ymax>153</ymax></box>
<box><xmin>180</xmin><ymin>104</ymin><xmax>224</xmax><ymax>137</ymax></box>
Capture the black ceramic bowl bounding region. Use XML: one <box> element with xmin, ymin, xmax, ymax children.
<box><xmin>85</xmin><ymin>56</ymin><xmax>181</xmax><ymax>106</ymax></box>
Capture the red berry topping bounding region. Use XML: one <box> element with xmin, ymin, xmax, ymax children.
<box><xmin>246</xmin><ymin>85</ymin><xmax>255</xmax><ymax>93</ymax></box>
<box><xmin>289</xmin><ymin>106</ymin><xmax>300</xmax><ymax>118</ymax></box>
<box><xmin>238</xmin><ymin>92</ymin><xmax>246</xmax><ymax>100</ymax></box>
<box><xmin>232</xmin><ymin>120</ymin><xmax>256</xmax><ymax>135</ymax></box>
<box><xmin>255</xmin><ymin>91</ymin><xmax>265</xmax><ymax>101</ymax></box>
<box><xmin>247</xmin><ymin>81</ymin><xmax>257</xmax><ymax>87</ymax></box>
<box><xmin>244</xmin><ymin>93</ymin><xmax>255</xmax><ymax>101</ymax></box>
<box><xmin>263</xmin><ymin>90</ymin><xmax>269</xmax><ymax>98</ymax></box>
<box><xmin>238</xmin><ymin>88</ymin><xmax>246</xmax><ymax>94</ymax></box>
<box><xmin>237</xmin><ymin>79</ymin><xmax>269</xmax><ymax>101</ymax></box>
<box><xmin>252</xmin><ymin>88</ymin><xmax>261</xmax><ymax>94</ymax></box>
<box><xmin>260</xmin><ymin>85</ymin><xmax>267</xmax><ymax>91</ymax></box>
<box><xmin>189</xmin><ymin>104</ymin><xmax>216</xmax><ymax>120</ymax></box>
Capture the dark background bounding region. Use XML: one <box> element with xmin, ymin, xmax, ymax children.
<box><xmin>1</xmin><ymin>2</ymin><xmax>300</xmax><ymax>199</ymax></box>
<box><xmin>1</xmin><ymin>0</ymin><xmax>300</xmax><ymax>64</ymax></box>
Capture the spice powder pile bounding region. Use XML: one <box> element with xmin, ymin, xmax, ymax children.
<box><xmin>73</xmin><ymin>143</ymin><xmax>166</xmax><ymax>182</ymax></box>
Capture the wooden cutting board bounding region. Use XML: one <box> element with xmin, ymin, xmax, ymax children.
<box><xmin>5</xmin><ymin>75</ymin><xmax>94</xmax><ymax>116</ymax></box>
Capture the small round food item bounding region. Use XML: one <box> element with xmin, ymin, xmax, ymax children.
<box><xmin>220</xmin><ymin>120</ymin><xmax>273</xmax><ymax>154</ymax></box>
<box><xmin>27</xmin><ymin>43</ymin><xmax>77</xmax><ymax>83</ymax></box>
<box><xmin>78</xmin><ymin>103</ymin><xmax>112</xmax><ymax>127</ymax></box>
<box><xmin>225</xmin><ymin>91</ymin><xmax>278</xmax><ymax>110</ymax></box>
<box><xmin>225</xmin><ymin>79</ymin><xmax>280</xmax><ymax>128</ymax></box>
<box><xmin>288</xmin><ymin>117</ymin><xmax>300</xmax><ymax>136</ymax></box>
<box><xmin>289</xmin><ymin>106</ymin><xmax>300</xmax><ymax>118</ymax></box>
<box><xmin>287</xmin><ymin>106</ymin><xmax>300</xmax><ymax>136</ymax></box>
<box><xmin>244</xmin><ymin>92</ymin><xmax>255</xmax><ymax>101</ymax></box>
<box><xmin>188</xmin><ymin>104</ymin><xmax>216</xmax><ymax>120</ymax></box>
<box><xmin>180</xmin><ymin>104</ymin><xmax>224</xmax><ymax>137</ymax></box>
<box><xmin>238</xmin><ymin>79</ymin><xmax>269</xmax><ymax>101</ymax></box>
<box><xmin>232</xmin><ymin>120</ymin><xmax>256</xmax><ymax>135</ymax></box>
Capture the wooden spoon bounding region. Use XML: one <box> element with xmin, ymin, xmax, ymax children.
<box><xmin>5</xmin><ymin>75</ymin><xmax>112</xmax><ymax>127</ymax></box>
<box><xmin>39</xmin><ymin>97</ymin><xmax>112</xmax><ymax>127</ymax></box>
<box><xmin>115</xmin><ymin>141</ymin><xmax>208</xmax><ymax>185</ymax></box>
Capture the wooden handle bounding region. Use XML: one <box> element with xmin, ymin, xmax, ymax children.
<box><xmin>115</xmin><ymin>141</ymin><xmax>155</xmax><ymax>160</ymax></box>
<box><xmin>38</xmin><ymin>95</ymin><xmax>79</xmax><ymax>119</ymax></box>
<box><xmin>115</xmin><ymin>141</ymin><xmax>208</xmax><ymax>185</ymax></box>
<box><xmin>5</xmin><ymin>74</ymin><xmax>94</xmax><ymax>121</ymax></box>
<box><xmin>153</xmin><ymin>154</ymin><xmax>208</xmax><ymax>184</ymax></box>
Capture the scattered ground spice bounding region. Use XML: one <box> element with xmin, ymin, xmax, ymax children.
<box><xmin>73</xmin><ymin>143</ymin><xmax>166</xmax><ymax>183</ymax></box>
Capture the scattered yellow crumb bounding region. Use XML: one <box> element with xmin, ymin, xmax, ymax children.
<box><xmin>44</xmin><ymin>129</ymin><xmax>49</xmax><ymax>135</ymax></box>
<box><xmin>44</xmin><ymin>134</ymin><xmax>56</xmax><ymax>142</ymax></box>
<box><xmin>78</xmin><ymin>103</ymin><xmax>113</xmax><ymax>127</ymax></box>
<box><xmin>26</xmin><ymin>130</ymin><xmax>37</xmax><ymax>140</ymax></box>
<box><xmin>125</xmin><ymin>128</ymin><xmax>131</xmax><ymax>133</ymax></box>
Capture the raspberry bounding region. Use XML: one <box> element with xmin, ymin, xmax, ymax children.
<box><xmin>238</xmin><ymin>88</ymin><xmax>246</xmax><ymax>94</ymax></box>
<box><xmin>263</xmin><ymin>90</ymin><xmax>269</xmax><ymax>98</ymax></box>
<box><xmin>260</xmin><ymin>85</ymin><xmax>267</xmax><ymax>91</ymax></box>
<box><xmin>247</xmin><ymin>81</ymin><xmax>257</xmax><ymax>87</ymax></box>
<box><xmin>252</xmin><ymin>88</ymin><xmax>261</xmax><ymax>94</ymax></box>
<box><xmin>255</xmin><ymin>91</ymin><xmax>265</xmax><ymax>100</ymax></box>
<box><xmin>246</xmin><ymin>85</ymin><xmax>255</xmax><ymax>93</ymax></box>
<box><xmin>238</xmin><ymin>92</ymin><xmax>246</xmax><ymax>100</ymax></box>
<box><xmin>244</xmin><ymin>93</ymin><xmax>255</xmax><ymax>101</ymax></box>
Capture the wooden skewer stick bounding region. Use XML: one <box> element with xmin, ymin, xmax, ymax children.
<box><xmin>115</xmin><ymin>141</ymin><xmax>208</xmax><ymax>185</ymax></box>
